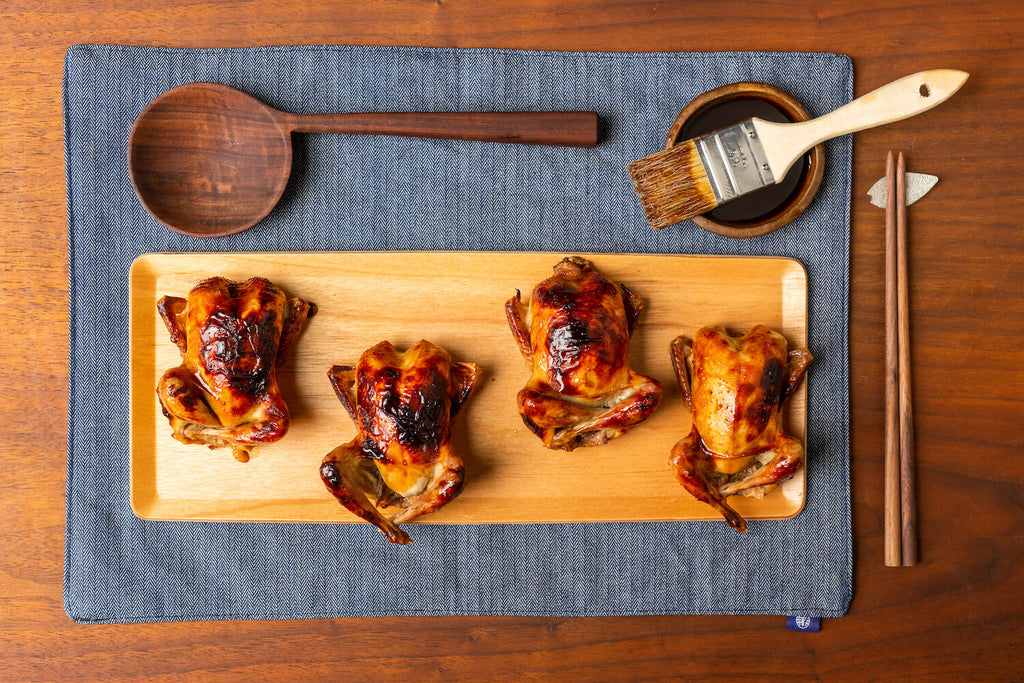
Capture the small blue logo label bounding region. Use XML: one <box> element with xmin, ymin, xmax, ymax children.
<box><xmin>786</xmin><ymin>615</ymin><xmax>821</xmax><ymax>632</ymax></box>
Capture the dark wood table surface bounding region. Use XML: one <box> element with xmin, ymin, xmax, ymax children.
<box><xmin>3</xmin><ymin>1</ymin><xmax>1022</xmax><ymax>679</ymax></box>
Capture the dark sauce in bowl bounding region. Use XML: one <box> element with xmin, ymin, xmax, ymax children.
<box><xmin>680</xmin><ymin>96</ymin><xmax>811</xmax><ymax>225</ymax></box>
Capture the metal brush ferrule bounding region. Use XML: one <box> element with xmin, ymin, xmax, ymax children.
<box><xmin>695</xmin><ymin>121</ymin><xmax>775</xmax><ymax>203</ymax></box>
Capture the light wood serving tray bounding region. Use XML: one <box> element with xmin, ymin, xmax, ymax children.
<box><xmin>130</xmin><ymin>251</ymin><xmax>808</xmax><ymax>525</ymax></box>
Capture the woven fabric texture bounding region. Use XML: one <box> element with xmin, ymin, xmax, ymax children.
<box><xmin>64</xmin><ymin>44</ymin><xmax>852</xmax><ymax>622</ymax></box>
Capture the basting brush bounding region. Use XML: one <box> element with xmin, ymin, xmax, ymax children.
<box><xmin>629</xmin><ymin>69</ymin><xmax>968</xmax><ymax>230</ymax></box>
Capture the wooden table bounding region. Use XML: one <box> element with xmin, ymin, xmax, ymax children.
<box><xmin>3</xmin><ymin>1</ymin><xmax>1021</xmax><ymax>679</ymax></box>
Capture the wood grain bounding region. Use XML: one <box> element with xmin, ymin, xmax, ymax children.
<box><xmin>896</xmin><ymin>152</ymin><xmax>917</xmax><ymax>567</ymax></box>
<box><xmin>130</xmin><ymin>252</ymin><xmax>807</xmax><ymax>525</ymax></box>
<box><xmin>2</xmin><ymin>0</ymin><xmax>1023</xmax><ymax>680</ymax></box>
<box><xmin>883</xmin><ymin>150</ymin><xmax>901</xmax><ymax>566</ymax></box>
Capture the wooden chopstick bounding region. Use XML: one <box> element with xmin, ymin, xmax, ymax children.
<box><xmin>896</xmin><ymin>152</ymin><xmax>917</xmax><ymax>566</ymax></box>
<box><xmin>884</xmin><ymin>151</ymin><xmax>917</xmax><ymax>567</ymax></box>
<box><xmin>884</xmin><ymin>151</ymin><xmax>902</xmax><ymax>567</ymax></box>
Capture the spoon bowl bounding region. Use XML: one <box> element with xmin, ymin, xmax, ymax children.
<box><xmin>127</xmin><ymin>82</ymin><xmax>600</xmax><ymax>238</ymax></box>
<box><xmin>128</xmin><ymin>83</ymin><xmax>292</xmax><ymax>237</ymax></box>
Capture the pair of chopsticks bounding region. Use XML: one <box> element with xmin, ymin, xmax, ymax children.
<box><xmin>884</xmin><ymin>151</ymin><xmax>917</xmax><ymax>567</ymax></box>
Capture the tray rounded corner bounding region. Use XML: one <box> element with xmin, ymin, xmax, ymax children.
<box><xmin>777</xmin><ymin>254</ymin><xmax>808</xmax><ymax>278</ymax></box>
<box><xmin>129</xmin><ymin>252</ymin><xmax>163</xmax><ymax>280</ymax></box>
<box><xmin>776</xmin><ymin>483</ymin><xmax>808</xmax><ymax>521</ymax></box>
<box><xmin>778</xmin><ymin>497</ymin><xmax>807</xmax><ymax>520</ymax></box>
<box><xmin>129</xmin><ymin>487</ymin><xmax>158</xmax><ymax>521</ymax></box>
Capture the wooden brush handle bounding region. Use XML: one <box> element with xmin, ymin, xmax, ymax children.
<box><xmin>281</xmin><ymin>111</ymin><xmax>600</xmax><ymax>147</ymax></box>
<box><xmin>755</xmin><ymin>70</ymin><xmax>968</xmax><ymax>177</ymax></box>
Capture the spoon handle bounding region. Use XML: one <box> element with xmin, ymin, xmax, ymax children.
<box><xmin>281</xmin><ymin>111</ymin><xmax>600</xmax><ymax>148</ymax></box>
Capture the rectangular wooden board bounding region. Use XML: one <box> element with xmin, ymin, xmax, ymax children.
<box><xmin>129</xmin><ymin>251</ymin><xmax>808</xmax><ymax>526</ymax></box>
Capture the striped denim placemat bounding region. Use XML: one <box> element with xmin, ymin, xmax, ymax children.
<box><xmin>64</xmin><ymin>44</ymin><xmax>851</xmax><ymax>622</ymax></box>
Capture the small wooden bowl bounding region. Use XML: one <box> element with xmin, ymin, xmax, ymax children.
<box><xmin>666</xmin><ymin>82</ymin><xmax>825</xmax><ymax>238</ymax></box>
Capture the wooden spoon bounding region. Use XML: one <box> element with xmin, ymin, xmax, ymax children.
<box><xmin>127</xmin><ymin>82</ymin><xmax>600</xmax><ymax>238</ymax></box>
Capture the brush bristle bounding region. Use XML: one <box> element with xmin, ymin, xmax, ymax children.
<box><xmin>628</xmin><ymin>141</ymin><xmax>718</xmax><ymax>230</ymax></box>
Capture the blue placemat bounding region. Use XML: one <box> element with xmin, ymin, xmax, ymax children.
<box><xmin>64</xmin><ymin>44</ymin><xmax>852</xmax><ymax>623</ymax></box>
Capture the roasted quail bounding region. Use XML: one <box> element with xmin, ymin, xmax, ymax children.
<box><xmin>156</xmin><ymin>276</ymin><xmax>315</xmax><ymax>462</ymax></box>
<box><xmin>669</xmin><ymin>325</ymin><xmax>812</xmax><ymax>531</ymax></box>
<box><xmin>320</xmin><ymin>340</ymin><xmax>481</xmax><ymax>544</ymax></box>
<box><xmin>506</xmin><ymin>256</ymin><xmax>662</xmax><ymax>450</ymax></box>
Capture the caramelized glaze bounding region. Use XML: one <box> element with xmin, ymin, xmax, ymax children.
<box><xmin>320</xmin><ymin>340</ymin><xmax>481</xmax><ymax>544</ymax></box>
<box><xmin>506</xmin><ymin>256</ymin><xmax>661</xmax><ymax>450</ymax></box>
<box><xmin>156</xmin><ymin>277</ymin><xmax>315</xmax><ymax>462</ymax></box>
<box><xmin>670</xmin><ymin>325</ymin><xmax>811</xmax><ymax>531</ymax></box>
